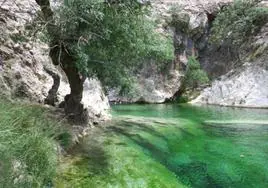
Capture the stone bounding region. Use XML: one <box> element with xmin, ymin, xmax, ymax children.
<box><xmin>23</xmin><ymin>43</ymin><xmax>32</xmax><ymax>50</ymax></box>
<box><xmin>0</xmin><ymin>0</ymin><xmax>111</xmax><ymax>124</ymax></box>
<box><xmin>13</xmin><ymin>43</ymin><xmax>23</xmax><ymax>53</ymax></box>
<box><xmin>0</xmin><ymin>45</ymin><xmax>13</xmax><ymax>57</ymax></box>
<box><xmin>13</xmin><ymin>43</ymin><xmax>20</xmax><ymax>49</ymax></box>
<box><xmin>15</xmin><ymin>71</ymin><xmax>22</xmax><ymax>79</ymax></box>
<box><xmin>108</xmin><ymin>0</ymin><xmax>234</xmax><ymax>104</ymax></box>
<box><xmin>191</xmin><ymin>64</ymin><xmax>268</xmax><ymax>108</ymax></box>
<box><xmin>192</xmin><ymin>22</ymin><xmax>268</xmax><ymax>108</ymax></box>
<box><xmin>108</xmin><ymin>69</ymin><xmax>182</xmax><ymax>104</ymax></box>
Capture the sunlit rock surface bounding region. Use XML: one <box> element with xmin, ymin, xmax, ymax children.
<box><xmin>108</xmin><ymin>69</ymin><xmax>182</xmax><ymax>103</ymax></box>
<box><xmin>192</xmin><ymin>64</ymin><xmax>268</xmax><ymax>108</ymax></box>
<box><xmin>192</xmin><ymin>23</ymin><xmax>268</xmax><ymax>108</ymax></box>
<box><xmin>108</xmin><ymin>0</ymin><xmax>233</xmax><ymax>103</ymax></box>
<box><xmin>0</xmin><ymin>0</ymin><xmax>110</xmax><ymax>122</ymax></box>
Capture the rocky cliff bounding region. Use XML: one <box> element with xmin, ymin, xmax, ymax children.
<box><xmin>146</xmin><ymin>0</ymin><xmax>268</xmax><ymax>108</ymax></box>
<box><xmin>0</xmin><ymin>0</ymin><xmax>110</xmax><ymax>123</ymax></box>
<box><xmin>108</xmin><ymin>0</ymin><xmax>233</xmax><ymax>103</ymax></box>
<box><xmin>192</xmin><ymin>22</ymin><xmax>268</xmax><ymax>108</ymax></box>
<box><xmin>192</xmin><ymin>63</ymin><xmax>268</xmax><ymax>108</ymax></box>
<box><xmin>108</xmin><ymin>63</ymin><xmax>182</xmax><ymax>104</ymax></box>
<box><xmin>2</xmin><ymin>0</ymin><xmax>267</xmax><ymax>109</ymax></box>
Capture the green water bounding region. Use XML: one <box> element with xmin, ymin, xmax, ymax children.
<box><xmin>57</xmin><ymin>104</ymin><xmax>268</xmax><ymax>188</ymax></box>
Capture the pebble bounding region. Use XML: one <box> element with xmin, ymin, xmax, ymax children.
<box><xmin>13</xmin><ymin>43</ymin><xmax>20</xmax><ymax>49</ymax></box>
<box><xmin>23</xmin><ymin>43</ymin><xmax>32</xmax><ymax>50</ymax></box>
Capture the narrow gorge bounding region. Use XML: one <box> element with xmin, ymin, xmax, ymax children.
<box><xmin>0</xmin><ymin>0</ymin><xmax>267</xmax><ymax>187</ymax></box>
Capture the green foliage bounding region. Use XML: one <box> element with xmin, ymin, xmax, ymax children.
<box><xmin>25</xmin><ymin>10</ymin><xmax>50</xmax><ymax>43</ymax></box>
<box><xmin>176</xmin><ymin>95</ymin><xmax>189</xmax><ymax>103</ymax></box>
<box><xmin>55</xmin><ymin>121</ymin><xmax>186</xmax><ymax>188</ymax></box>
<box><xmin>184</xmin><ymin>56</ymin><xmax>209</xmax><ymax>89</ymax></box>
<box><xmin>50</xmin><ymin>0</ymin><xmax>174</xmax><ymax>90</ymax></box>
<box><xmin>57</xmin><ymin>132</ymin><xmax>72</xmax><ymax>149</ymax></box>
<box><xmin>0</xmin><ymin>100</ymin><xmax>69</xmax><ymax>187</ymax></box>
<box><xmin>168</xmin><ymin>5</ymin><xmax>190</xmax><ymax>33</ymax></box>
<box><xmin>10</xmin><ymin>34</ymin><xmax>28</xmax><ymax>43</ymax></box>
<box><xmin>211</xmin><ymin>0</ymin><xmax>268</xmax><ymax>46</ymax></box>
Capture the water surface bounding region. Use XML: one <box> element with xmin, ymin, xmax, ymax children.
<box><xmin>57</xmin><ymin>104</ymin><xmax>268</xmax><ymax>188</ymax></box>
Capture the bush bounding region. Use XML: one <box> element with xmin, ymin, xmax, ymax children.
<box><xmin>211</xmin><ymin>0</ymin><xmax>268</xmax><ymax>46</ymax></box>
<box><xmin>184</xmin><ymin>56</ymin><xmax>209</xmax><ymax>89</ymax></box>
<box><xmin>0</xmin><ymin>101</ymin><xmax>68</xmax><ymax>187</ymax></box>
<box><xmin>176</xmin><ymin>95</ymin><xmax>189</xmax><ymax>103</ymax></box>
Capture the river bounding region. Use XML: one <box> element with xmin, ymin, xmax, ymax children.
<box><xmin>56</xmin><ymin>104</ymin><xmax>268</xmax><ymax>188</ymax></box>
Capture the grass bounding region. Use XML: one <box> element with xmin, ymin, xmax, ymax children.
<box><xmin>0</xmin><ymin>100</ymin><xmax>71</xmax><ymax>188</ymax></box>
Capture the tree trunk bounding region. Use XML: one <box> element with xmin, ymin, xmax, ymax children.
<box><xmin>44</xmin><ymin>67</ymin><xmax>60</xmax><ymax>106</ymax></box>
<box><xmin>35</xmin><ymin>0</ymin><xmax>89</xmax><ymax>124</ymax></box>
<box><xmin>60</xmin><ymin>51</ymin><xmax>89</xmax><ymax>125</ymax></box>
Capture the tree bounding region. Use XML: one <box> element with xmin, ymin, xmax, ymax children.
<box><xmin>210</xmin><ymin>0</ymin><xmax>268</xmax><ymax>47</ymax></box>
<box><xmin>184</xmin><ymin>56</ymin><xmax>209</xmax><ymax>90</ymax></box>
<box><xmin>35</xmin><ymin>0</ymin><xmax>174</xmax><ymax>123</ymax></box>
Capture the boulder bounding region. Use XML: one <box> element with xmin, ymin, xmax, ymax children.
<box><xmin>192</xmin><ymin>22</ymin><xmax>268</xmax><ymax>108</ymax></box>
<box><xmin>191</xmin><ymin>64</ymin><xmax>268</xmax><ymax>108</ymax></box>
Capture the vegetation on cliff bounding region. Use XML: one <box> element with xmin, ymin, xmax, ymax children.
<box><xmin>184</xmin><ymin>56</ymin><xmax>209</xmax><ymax>89</ymax></box>
<box><xmin>176</xmin><ymin>56</ymin><xmax>209</xmax><ymax>103</ymax></box>
<box><xmin>211</xmin><ymin>0</ymin><xmax>268</xmax><ymax>47</ymax></box>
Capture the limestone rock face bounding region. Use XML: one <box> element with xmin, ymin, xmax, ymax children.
<box><xmin>192</xmin><ymin>64</ymin><xmax>268</xmax><ymax>108</ymax></box>
<box><xmin>0</xmin><ymin>0</ymin><xmax>110</xmax><ymax>122</ymax></box>
<box><xmin>152</xmin><ymin>0</ymin><xmax>268</xmax><ymax>108</ymax></box>
<box><xmin>108</xmin><ymin>68</ymin><xmax>182</xmax><ymax>103</ymax></box>
<box><xmin>108</xmin><ymin>0</ymin><xmax>233</xmax><ymax>103</ymax></box>
<box><xmin>192</xmin><ymin>23</ymin><xmax>268</xmax><ymax>108</ymax></box>
<box><xmin>0</xmin><ymin>0</ymin><xmax>53</xmax><ymax>102</ymax></box>
<box><xmin>161</xmin><ymin>0</ymin><xmax>234</xmax><ymax>78</ymax></box>
<box><xmin>59</xmin><ymin>79</ymin><xmax>110</xmax><ymax>123</ymax></box>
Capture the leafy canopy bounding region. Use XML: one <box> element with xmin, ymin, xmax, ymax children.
<box><xmin>184</xmin><ymin>56</ymin><xmax>209</xmax><ymax>89</ymax></box>
<box><xmin>210</xmin><ymin>0</ymin><xmax>268</xmax><ymax>46</ymax></box>
<box><xmin>52</xmin><ymin>0</ymin><xmax>174</xmax><ymax>89</ymax></box>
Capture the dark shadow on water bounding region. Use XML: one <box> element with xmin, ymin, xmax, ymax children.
<box><xmin>107</xmin><ymin>122</ymin><xmax>222</xmax><ymax>188</ymax></box>
<box><xmin>203</xmin><ymin>122</ymin><xmax>268</xmax><ymax>137</ymax></box>
<box><xmin>173</xmin><ymin>162</ymin><xmax>224</xmax><ymax>188</ymax></box>
<box><xmin>120</xmin><ymin>121</ymin><xmax>170</xmax><ymax>142</ymax></box>
<box><xmin>114</xmin><ymin>121</ymin><xmax>195</xmax><ymax>143</ymax></box>
<box><xmin>68</xmin><ymin>139</ymin><xmax>110</xmax><ymax>176</ymax></box>
<box><xmin>107</xmin><ymin>126</ymin><xmax>169</xmax><ymax>161</ymax></box>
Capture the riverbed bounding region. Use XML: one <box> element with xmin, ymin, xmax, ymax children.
<box><xmin>56</xmin><ymin>104</ymin><xmax>268</xmax><ymax>188</ymax></box>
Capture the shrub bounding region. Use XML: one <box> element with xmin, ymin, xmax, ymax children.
<box><xmin>184</xmin><ymin>56</ymin><xmax>209</xmax><ymax>89</ymax></box>
<box><xmin>210</xmin><ymin>0</ymin><xmax>268</xmax><ymax>46</ymax></box>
